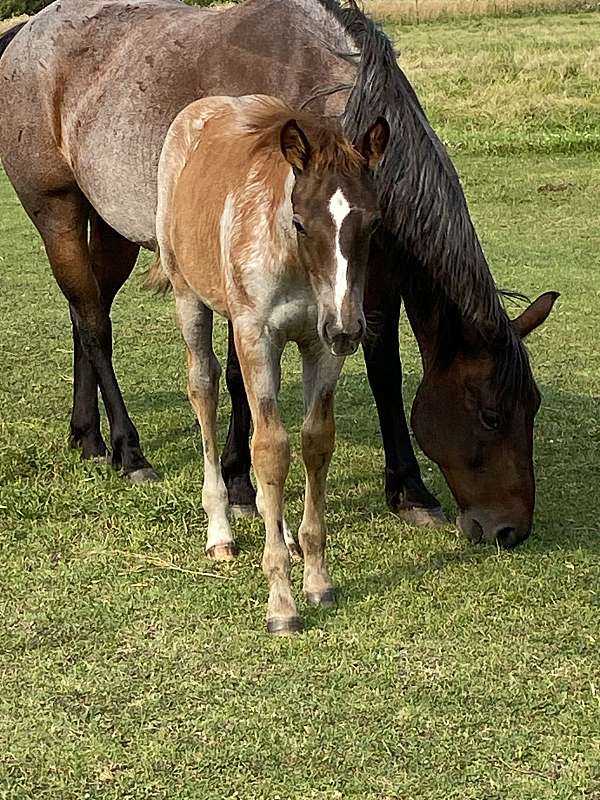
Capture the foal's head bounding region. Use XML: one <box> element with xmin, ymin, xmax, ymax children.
<box><xmin>280</xmin><ymin>116</ymin><xmax>389</xmax><ymax>356</ymax></box>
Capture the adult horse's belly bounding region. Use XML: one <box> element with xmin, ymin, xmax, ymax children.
<box><xmin>1</xmin><ymin>0</ymin><xmax>353</xmax><ymax>248</ymax></box>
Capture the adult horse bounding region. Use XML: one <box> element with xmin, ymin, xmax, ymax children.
<box><xmin>0</xmin><ymin>0</ymin><xmax>557</xmax><ymax>548</ymax></box>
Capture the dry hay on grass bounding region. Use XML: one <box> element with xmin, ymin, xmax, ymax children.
<box><xmin>0</xmin><ymin>14</ymin><xmax>27</xmax><ymax>33</ymax></box>
<box><xmin>362</xmin><ymin>0</ymin><xmax>598</xmax><ymax>22</ymax></box>
<box><xmin>0</xmin><ymin>2</ymin><xmax>597</xmax><ymax>28</ymax></box>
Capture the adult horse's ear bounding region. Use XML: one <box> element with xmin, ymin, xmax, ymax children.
<box><xmin>358</xmin><ymin>117</ymin><xmax>390</xmax><ymax>169</ymax></box>
<box><xmin>280</xmin><ymin>119</ymin><xmax>311</xmax><ymax>172</ymax></box>
<box><xmin>512</xmin><ymin>291</ymin><xmax>560</xmax><ymax>339</ymax></box>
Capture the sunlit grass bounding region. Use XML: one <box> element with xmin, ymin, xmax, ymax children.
<box><xmin>1</xmin><ymin>10</ymin><xmax>599</xmax><ymax>800</ymax></box>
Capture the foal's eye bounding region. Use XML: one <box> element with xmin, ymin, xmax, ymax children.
<box><xmin>480</xmin><ymin>408</ymin><xmax>501</xmax><ymax>432</ymax></box>
<box><xmin>293</xmin><ymin>216</ymin><xmax>306</xmax><ymax>235</ymax></box>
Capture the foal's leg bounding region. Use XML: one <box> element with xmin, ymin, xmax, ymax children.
<box><xmin>222</xmin><ymin>325</ymin><xmax>301</xmax><ymax>559</ymax></box>
<box><xmin>298</xmin><ymin>345</ymin><xmax>342</xmax><ymax>607</ymax></box>
<box><xmin>38</xmin><ymin>192</ymin><xmax>156</xmax><ymax>480</ymax></box>
<box><xmin>175</xmin><ymin>293</ymin><xmax>235</xmax><ymax>560</ymax></box>
<box><xmin>233</xmin><ymin>324</ymin><xmax>300</xmax><ymax>634</ymax></box>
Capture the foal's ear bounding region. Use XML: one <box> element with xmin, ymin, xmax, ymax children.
<box><xmin>358</xmin><ymin>117</ymin><xmax>390</xmax><ymax>169</ymax></box>
<box><xmin>512</xmin><ymin>291</ymin><xmax>560</xmax><ymax>339</ymax></box>
<box><xmin>280</xmin><ymin>119</ymin><xmax>311</xmax><ymax>172</ymax></box>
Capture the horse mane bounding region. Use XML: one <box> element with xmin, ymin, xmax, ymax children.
<box><xmin>311</xmin><ymin>0</ymin><xmax>532</xmax><ymax>402</ymax></box>
<box><xmin>241</xmin><ymin>95</ymin><xmax>366</xmax><ymax>175</ymax></box>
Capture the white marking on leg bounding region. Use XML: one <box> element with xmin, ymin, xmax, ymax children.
<box><xmin>328</xmin><ymin>188</ymin><xmax>352</xmax><ymax>324</ymax></box>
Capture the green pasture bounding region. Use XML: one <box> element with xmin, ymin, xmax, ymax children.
<box><xmin>0</xmin><ymin>11</ymin><xmax>599</xmax><ymax>800</ymax></box>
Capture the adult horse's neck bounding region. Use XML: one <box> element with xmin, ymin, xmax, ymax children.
<box><xmin>311</xmin><ymin>0</ymin><xmax>532</xmax><ymax>394</ymax></box>
<box><xmin>316</xmin><ymin>0</ymin><xmax>503</xmax><ymax>338</ymax></box>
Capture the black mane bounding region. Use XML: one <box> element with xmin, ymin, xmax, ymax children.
<box><xmin>315</xmin><ymin>0</ymin><xmax>532</xmax><ymax>401</ymax></box>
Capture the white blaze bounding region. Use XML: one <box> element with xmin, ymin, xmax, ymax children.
<box><xmin>329</xmin><ymin>188</ymin><xmax>352</xmax><ymax>323</ymax></box>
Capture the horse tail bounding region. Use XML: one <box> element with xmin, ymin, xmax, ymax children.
<box><xmin>143</xmin><ymin>250</ymin><xmax>172</xmax><ymax>294</ymax></box>
<box><xmin>0</xmin><ymin>21</ymin><xmax>27</xmax><ymax>60</ymax></box>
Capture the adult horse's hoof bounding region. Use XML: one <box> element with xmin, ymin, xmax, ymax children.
<box><xmin>127</xmin><ymin>467</ymin><xmax>161</xmax><ymax>484</ymax></box>
<box><xmin>206</xmin><ymin>542</ymin><xmax>239</xmax><ymax>561</ymax></box>
<box><xmin>306</xmin><ymin>588</ymin><xmax>336</xmax><ymax>608</ymax></box>
<box><xmin>266</xmin><ymin>617</ymin><xmax>303</xmax><ymax>636</ymax></box>
<box><xmin>396</xmin><ymin>506</ymin><xmax>447</xmax><ymax>527</ymax></box>
<box><xmin>229</xmin><ymin>503</ymin><xmax>259</xmax><ymax>519</ymax></box>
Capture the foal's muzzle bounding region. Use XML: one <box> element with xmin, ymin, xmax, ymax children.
<box><xmin>322</xmin><ymin>317</ymin><xmax>365</xmax><ymax>357</ymax></box>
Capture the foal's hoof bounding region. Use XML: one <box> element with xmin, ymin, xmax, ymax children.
<box><xmin>306</xmin><ymin>589</ymin><xmax>336</xmax><ymax>608</ymax></box>
<box><xmin>396</xmin><ymin>506</ymin><xmax>447</xmax><ymax>527</ymax></box>
<box><xmin>229</xmin><ymin>503</ymin><xmax>259</xmax><ymax>520</ymax></box>
<box><xmin>266</xmin><ymin>617</ymin><xmax>303</xmax><ymax>636</ymax></box>
<box><xmin>126</xmin><ymin>467</ymin><xmax>161</xmax><ymax>484</ymax></box>
<box><xmin>206</xmin><ymin>542</ymin><xmax>239</xmax><ymax>561</ymax></box>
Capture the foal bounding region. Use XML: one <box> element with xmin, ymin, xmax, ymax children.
<box><xmin>151</xmin><ymin>95</ymin><xmax>388</xmax><ymax>634</ymax></box>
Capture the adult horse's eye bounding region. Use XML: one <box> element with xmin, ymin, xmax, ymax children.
<box><xmin>293</xmin><ymin>216</ymin><xmax>306</xmax><ymax>235</ymax></box>
<box><xmin>480</xmin><ymin>408</ymin><xmax>501</xmax><ymax>432</ymax></box>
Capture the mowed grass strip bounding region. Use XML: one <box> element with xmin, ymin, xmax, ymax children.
<box><xmin>386</xmin><ymin>12</ymin><xmax>600</xmax><ymax>154</ymax></box>
<box><xmin>365</xmin><ymin>0</ymin><xmax>598</xmax><ymax>23</ymax></box>
<box><xmin>1</xmin><ymin>11</ymin><xmax>599</xmax><ymax>800</ymax></box>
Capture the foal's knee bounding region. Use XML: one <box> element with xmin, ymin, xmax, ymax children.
<box><xmin>252</xmin><ymin>417</ymin><xmax>290</xmax><ymax>487</ymax></box>
<box><xmin>302</xmin><ymin>398</ymin><xmax>335</xmax><ymax>471</ymax></box>
<box><xmin>188</xmin><ymin>352</ymin><xmax>221</xmax><ymax>402</ymax></box>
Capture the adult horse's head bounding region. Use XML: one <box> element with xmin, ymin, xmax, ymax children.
<box><xmin>279</xmin><ymin>115</ymin><xmax>389</xmax><ymax>356</ymax></box>
<box><xmin>408</xmin><ymin>289</ymin><xmax>558</xmax><ymax>548</ymax></box>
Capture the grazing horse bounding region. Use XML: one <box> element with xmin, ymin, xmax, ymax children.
<box><xmin>149</xmin><ymin>95</ymin><xmax>387</xmax><ymax>632</ymax></box>
<box><xmin>0</xmin><ymin>0</ymin><xmax>557</xmax><ymax>549</ymax></box>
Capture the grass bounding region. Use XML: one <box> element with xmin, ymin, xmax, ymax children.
<box><xmin>1</xmin><ymin>10</ymin><xmax>600</xmax><ymax>800</ymax></box>
<box><xmin>364</xmin><ymin>0</ymin><xmax>599</xmax><ymax>23</ymax></box>
<box><xmin>2</xmin><ymin>0</ymin><xmax>599</xmax><ymax>29</ymax></box>
<box><xmin>386</xmin><ymin>12</ymin><xmax>600</xmax><ymax>154</ymax></box>
<box><xmin>0</xmin><ymin>13</ymin><xmax>25</xmax><ymax>31</ymax></box>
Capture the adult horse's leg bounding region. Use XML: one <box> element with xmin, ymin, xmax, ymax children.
<box><xmin>37</xmin><ymin>191</ymin><xmax>157</xmax><ymax>481</ymax></box>
<box><xmin>221</xmin><ymin>321</ymin><xmax>257</xmax><ymax>516</ymax></box>
<box><xmin>362</xmin><ymin>248</ymin><xmax>446</xmax><ymax>525</ymax></box>
<box><xmin>298</xmin><ymin>345</ymin><xmax>341</xmax><ymax>608</ymax></box>
<box><xmin>69</xmin><ymin>212</ymin><xmax>145</xmax><ymax>463</ymax></box>
<box><xmin>69</xmin><ymin>307</ymin><xmax>106</xmax><ymax>459</ymax></box>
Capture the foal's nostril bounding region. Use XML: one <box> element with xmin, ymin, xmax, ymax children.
<box><xmin>324</xmin><ymin>319</ymin><xmax>340</xmax><ymax>343</ymax></box>
<box><xmin>351</xmin><ymin>318</ymin><xmax>365</xmax><ymax>341</ymax></box>
<box><xmin>324</xmin><ymin>318</ymin><xmax>364</xmax><ymax>344</ymax></box>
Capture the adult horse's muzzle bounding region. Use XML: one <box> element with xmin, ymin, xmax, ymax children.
<box><xmin>321</xmin><ymin>316</ymin><xmax>365</xmax><ymax>357</ymax></box>
<box><xmin>457</xmin><ymin>509</ymin><xmax>532</xmax><ymax>549</ymax></box>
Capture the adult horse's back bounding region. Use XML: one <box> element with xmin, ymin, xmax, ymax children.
<box><xmin>0</xmin><ymin>0</ymin><xmax>557</xmax><ymax>546</ymax></box>
<box><xmin>0</xmin><ymin>0</ymin><xmax>352</xmax><ymax>479</ymax></box>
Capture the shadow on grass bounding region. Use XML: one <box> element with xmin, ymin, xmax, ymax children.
<box><xmin>124</xmin><ymin>365</ymin><xmax>600</xmax><ymax>565</ymax></box>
